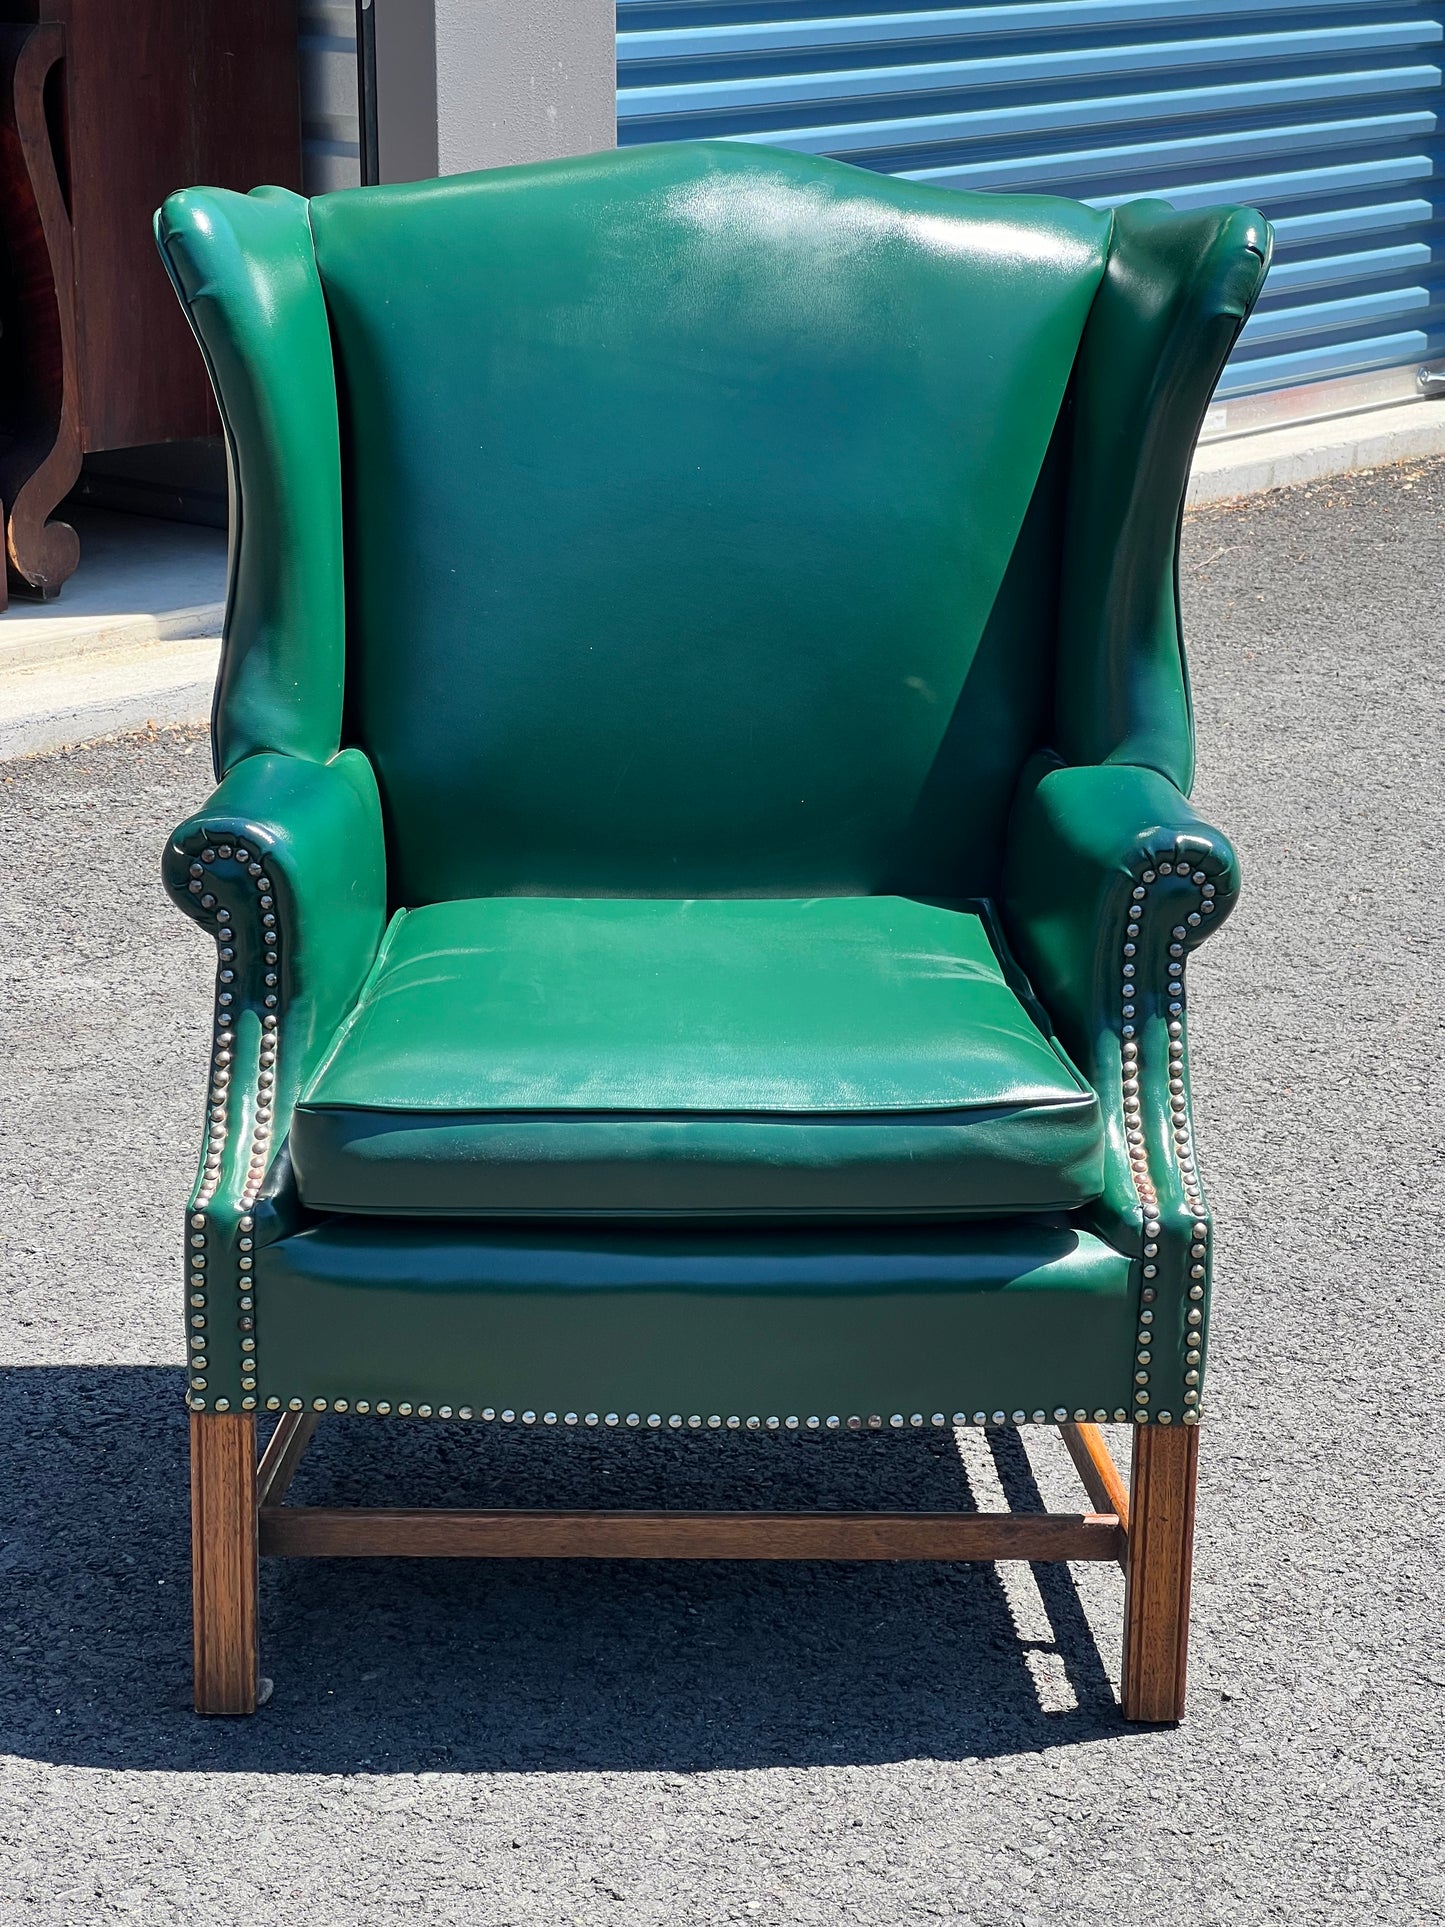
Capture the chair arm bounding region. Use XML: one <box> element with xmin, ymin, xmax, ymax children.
<box><xmin>1001</xmin><ymin>756</ymin><xmax>1240</xmax><ymax>1428</ymax></box>
<box><xmin>162</xmin><ymin>749</ymin><xmax>387</xmax><ymax>1413</ymax></box>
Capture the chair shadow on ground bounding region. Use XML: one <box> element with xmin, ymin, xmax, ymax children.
<box><xmin>1</xmin><ymin>1367</ymin><xmax>1138</xmax><ymax>1774</ymax></box>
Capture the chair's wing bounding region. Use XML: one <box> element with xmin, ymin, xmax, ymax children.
<box><xmin>155</xmin><ymin>185</ymin><xmax>346</xmax><ymax>776</ymax></box>
<box><xmin>1006</xmin><ymin>199</ymin><xmax>1267</xmax><ymax>1433</ymax></box>
<box><xmin>1056</xmin><ymin>200</ymin><xmax>1271</xmax><ymax>793</ymax></box>
<box><xmin>157</xmin><ymin>186</ymin><xmax>379</xmax><ymax>1418</ymax></box>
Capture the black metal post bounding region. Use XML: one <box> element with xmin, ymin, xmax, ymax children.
<box><xmin>356</xmin><ymin>0</ymin><xmax>379</xmax><ymax>186</ymax></box>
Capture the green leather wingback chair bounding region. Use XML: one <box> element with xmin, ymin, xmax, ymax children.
<box><xmin>157</xmin><ymin>141</ymin><xmax>1268</xmax><ymax>1722</ymax></box>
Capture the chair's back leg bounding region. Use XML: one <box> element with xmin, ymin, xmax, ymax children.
<box><xmin>1121</xmin><ymin>1423</ymin><xmax>1199</xmax><ymax>1723</ymax></box>
<box><xmin>190</xmin><ymin>1412</ymin><xmax>259</xmax><ymax>1715</ymax></box>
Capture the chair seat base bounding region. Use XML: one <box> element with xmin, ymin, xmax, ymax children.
<box><xmin>244</xmin><ymin>1216</ymin><xmax>1139</xmax><ymax>1426</ymax></box>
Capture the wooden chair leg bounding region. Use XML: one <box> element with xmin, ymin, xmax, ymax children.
<box><xmin>190</xmin><ymin>1412</ymin><xmax>259</xmax><ymax>1715</ymax></box>
<box><xmin>1121</xmin><ymin>1422</ymin><xmax>1199</xmax><ymax>1723</ymax></box>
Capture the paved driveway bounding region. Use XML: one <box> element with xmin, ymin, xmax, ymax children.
<box><xmin>1</xmin><ymin>460</ymin><xmax>1440</xmax><ymax>1924</ymax></box>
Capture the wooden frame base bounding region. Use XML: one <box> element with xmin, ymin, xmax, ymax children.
<box><xmin>190</xmin><ymin>1411</ymin><xmax>1199</xmax><ymax>1722</ymax></box>
<box><xmin>1121</xmin><ymin>1423</ymin><xmax>1198</xmax><ymax>1722</ymax></box>
<box><xmin>259</xmin><ymin>1504</ymin><xmax>1126</xmax><ymax>1563</ymax></box>
<box><xmin>190</xmin><ymin>1412</ymin><xmax>258</xmax><ymax>1716</ymax></box>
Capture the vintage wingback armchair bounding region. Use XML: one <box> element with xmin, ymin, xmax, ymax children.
<box><xmin>156</xmin><ymin>141</ymin><xmax>1268</xmax><ymax>1722</ymax></box>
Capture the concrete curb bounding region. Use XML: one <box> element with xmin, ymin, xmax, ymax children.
<box><xmin>0</xmin><ymin>504</ymin><xmax>225</xmax><ymax>755</ymax></box>
<box><xmin>0</xmin><ymin>599</ymin><xmax>226</xmax><ymax>671</ymax></box>
<box><xmin>0</xmin><ymin>634</ymin><xmax>220</xmax><ymax>760</ymax></box>
<box><xmin>1188</xmin><ymin>399</ymin><xmax>1445</xmax><ymax>506</ymax></box>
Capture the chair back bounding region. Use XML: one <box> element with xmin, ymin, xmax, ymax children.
<box><xmin>308</xmin><ymin>144</ymin><xmax>1111</xmax><ymax>901</ymax></box>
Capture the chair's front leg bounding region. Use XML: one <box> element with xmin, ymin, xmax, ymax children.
<box><xmin>190</xmin><ymin>1412</ymin><xmax>259</xmax><ymax>1715</ymax></box>
<box><xmin>1121</xmin><ymin>1421</ymin><xmax>1199</xmax><ymax>1722</ymax></box>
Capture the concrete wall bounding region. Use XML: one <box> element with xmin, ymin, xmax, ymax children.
<box><xmin>372</xmin><ymin>0</ymin><xmax>615</xmax><ymax>184</ymax></box>
<box><xmin>372</xmin><ymin>0</ymin><xmax>437</xmax><ymax>184</ymax></box>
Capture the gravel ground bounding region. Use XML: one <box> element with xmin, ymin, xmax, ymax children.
<box><xmin>1</xmin><ymin>459</ymin><xmax>1442</xmax><ymax>1924</ymax></box>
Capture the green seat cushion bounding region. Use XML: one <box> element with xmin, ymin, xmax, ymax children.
<box><xmin>290</xmin><ymin>895</ymin><xmax>1103</xmax><ymax>1218</ymax></box>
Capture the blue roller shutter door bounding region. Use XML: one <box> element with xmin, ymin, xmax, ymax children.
<box><xmin>617</xmin><ymin>2</ymin><xmax>1445</xmax><ymax>397</ymax></box>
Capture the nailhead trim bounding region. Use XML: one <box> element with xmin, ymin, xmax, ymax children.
<box><xmin>185</xmin><ymin>842</ymin><xmax>280</xmax><ymax>1414</ymax></box>
<box><xmin>252</xmin><ymin>1402</ymin><xmax>1133</xmax><ymax>1427</ymax></box>
<box><xmin>190</xmin><ymin>845</ymin><xmax>279</xmax><ymax>1214</ymax></box>
<box><xmin>1120</xmin><ymin>850</ymin><xmax>1215</xmax><ymax>1427</ymax></box>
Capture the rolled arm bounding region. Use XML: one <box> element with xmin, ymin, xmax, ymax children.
<box><xmin>1001</xmin><ymin>755</ymin><xmax>1240</xmax><ymax>1428</ymax></box>
<box><xmin>162</xmin><ymin>749</ymin><xmax>387</xmax><ymax>1413</ymax></box>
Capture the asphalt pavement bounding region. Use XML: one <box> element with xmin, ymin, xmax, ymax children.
<box><xmin>0</xmin><ymin>458</ymin><xmax>1441</xmax><ymax>1924</ymax></box>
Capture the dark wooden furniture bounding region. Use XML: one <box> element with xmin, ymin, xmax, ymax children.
<box><xmin>0</xmin><ymin>1</ymin><xmax>300</xmax><ymax>603</ymax></box>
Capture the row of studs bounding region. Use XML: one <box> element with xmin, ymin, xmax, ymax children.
<box><xmin>185</xmin><ymin>841</ymin><xmax>280</xmax><ymax>1411</ymax></box>
<box><xmin>188</xmin><ymin>1207</ymin><xmax>262</xmax><ymax>1406</ymax></box>
<box><xmin>1119</xmin><ymin>852</ymin><xmax>1216</xmax><ymax>1429</ymax></box>
<box><xmin>217</xmin><ymin>1401</ymin><xmax>1139</xmax><ymax>1425</ymax></box>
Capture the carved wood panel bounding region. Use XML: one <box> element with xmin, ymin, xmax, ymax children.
<box><xmin>0</xmin><ymin>2</ymin><xmax>301</xmax><ymax>599</ymax></box>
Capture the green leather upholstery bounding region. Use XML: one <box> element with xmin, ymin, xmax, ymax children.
<box><xmin>161</xmin><ymin>751</ymin><xmax>389</xmax><ymax>1371</ymax></box>
<box><xmin>1057</xmin><ymin>201</ymin><xmax>1270</xmax><ymax>789</ymax></box>
<box><xmin>156</xmin><ymin>140</ymin><xmax>1268</xmax><ymax>1429</ymax></box>
<box><xmin>305</xmin><ymin>146</ymin><xmax>1109</xmax><ymax>903</ymax></box>
<box><xmin>155</xmin><ymin>189</ymin><xmax>346</xmax><ymax>774</ymax></box>
<box><xmin>290</xmin><ymin>896</ymin><xmax>1103</xmax><ymax>1218</ymax></box>
<box><xmin>256</xmin><ymin>1220</ymin><xmax>1137</xmax><ymax>1424</ymax></box>
<box><xmin>1002</xmin><ymin>757</ymin><xmax>1242</xmax><ymax>1413</ymax></box>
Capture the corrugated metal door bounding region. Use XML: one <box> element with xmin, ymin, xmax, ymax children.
<box><xmin>617</xmin><ymin>2</ymin><xmax>1445</xmax><ymax>399</ymax></box>
<box><xmin>299</xmin><ymin>1</ymin><xmax>362</xmax><ymax>192</ymax></box>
